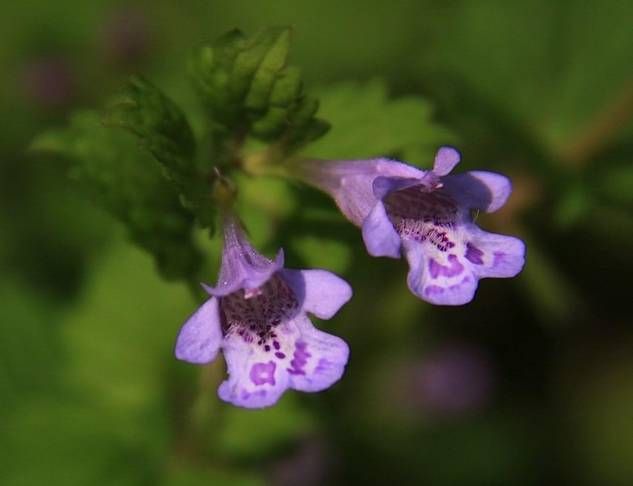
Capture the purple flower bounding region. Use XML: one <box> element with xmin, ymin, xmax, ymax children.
<box><xmin>299</xmin><ymin>147</ymin><xmax>525</xmax><ymax>305</ymax></box>
<box><xmin>174</xmin><ymin>218</ymin><xmax>351</xmax><ymax>408</ymax></box>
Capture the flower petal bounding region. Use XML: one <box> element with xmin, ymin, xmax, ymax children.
<box><xmin>403</xmin><ymin>240</ymin><xmax>477</xmax><ymax>306</ymax></box>
<box><xmin>372</xmin><ymin>176</ymin><xmax>424</xmax><ymax>199</ymax></box>
<box><xmin>298</xmin><ymin>158</ymin><xmax>426</xmax><ymax>226</ymax></box>
<box><xmin>218</xmin><ymin>332</ymin><xmax>291</xmax><ymax>409</ymax></box>
<box><xmin>361</xmin><ymin>202</ymin><xmax>402</xmax><ymax>258</ymax></box>
<box><xmin>442</xmin><ymin>171</ymin><xmax>512</xmax><ymax>213</ymax></box>
<box><xmin>281</xmin><ymin>269</ymin><xmax>353</xmax><ymax>319</ymax></box>
<box><xmin>175</xmin><ymin>297</ymin><xmax>223</xmax><ymax>364</ymax></box>
<box><xmin>433</xmin><ymin>146</ymin><xmax>461</xmax><ymax>176</ymax></box>
<box><xmin>464</xmin><ymin>226</ymin><xmax>525</xmax><ymax>278</ymax></box>
<box><xmin>217</xmin><ymin>313</ymin><xmax>349</xmax><ymax>408</ymax></box>
<box><xmin>287</xmin><ymin>315</ymin><xmax>349</xmax><ymax>393</ymax></box>
<box><xmin>468</xmin><ymin>171</ymin><xmax>512</xmax><ymax>212</ymax></box>
<box><xmin>203</xmin><ymin>218</ymin><xmax>284</xmax><ymax>296</ymax></box>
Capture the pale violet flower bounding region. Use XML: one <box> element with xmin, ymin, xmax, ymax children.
<box><xmin>298</xmin><ymin>147</ymin><xmax>525</xmax><ymax>305</ymax></box>
<box><xmin>175</xmin><ymin>218</ymin><xmax>351</xmax><ymax>408</ymax></box>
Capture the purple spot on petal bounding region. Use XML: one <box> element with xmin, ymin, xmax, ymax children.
<box><xmin>429</xmin><ymin>258</ymin><xmax>441</xmax><ymax>279</ymax></box>
<box><xmin>445</xmin><ymin>255</ymin><xmax>464</xmax><ymax>276</ymax></box>
<box><xmin>425</xmin><ymin>285</ymin><xmax>445</xmax><ymax>296</ymax></box>
<box><xmin>287</xmin><ymin>341</ymin><xmax>312</xmax><ymax>375</ymax></box>
<box><xmin>250</xmin><ymin>361</ymin><xmax>276</xmax><ymax>386</ymax></box>
<box><xmin>428</xmin><ymin>255</ymin><xmax>463</xmax><ymax>279</ymax></box>
<box><xmin>493</xmin><ymin>252</ymin><xmax>505</xmax><ymax>266</ymax></box>
<box><xmin>465</xmin><ymin>243</ymin><xmax>484</xmax><ymax>265</ymax></box>
<box><xmin>315</xmin><ymin>358</ymin><xmax>333</xmax><ymax>374</ymax></box>
<box><xmin>448</xmin><ymin>276</ymin><xmax>471</xmax><ymax>291</ymax></box>
<box><xmin>275</xmin><ymin>352</ymin><xmax>286</xmax><ymax>359</ymax></box>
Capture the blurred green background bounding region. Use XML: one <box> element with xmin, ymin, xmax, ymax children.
<box><xmin>2</xmin><ymin>1</ymin><xmax>633</xmax><ymax>485</ymax></box>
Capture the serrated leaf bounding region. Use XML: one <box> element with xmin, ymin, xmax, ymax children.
<box><xmin>306</xmin><ymin>80</ymin><xmax>453</xmax><ymax>166</ymax></box>
<box><xmin>243</xmin><ymin>28</ymin><xmax>291</xmax><ymax>111</ymax></box>
<box><xmin>189</xmin><ymin>27</ymin><xmax>327</xmax><ymax>152</ymax></box>
<box><xmin>250</xmin><ymin>105</ymin><xmax>289</xmax><ymax>138</ymax></box>
<box><xmin>283</xmin><ymin>96</ymin><xmax>328</xmax><ymax>147</ymax></box>
<box><xmin>270</xmin><ymin>66</ymin><xmax>302</xmax><ymax>107</ymax></box>
<box><xmin>105</xmin><ymin>76</ymin><xmax>196</xmax><ymax>183</ymax></box>
<box><xmin>289</xmin><ymin>96</ymin><xmax>319</xmax><ymax>127</ymax></box>
<box><xmin>32</xmin><ymin>111</ymin><xmax>203</xmax><ymax>281</ymax></box>
<box><xmin>190</xmin><ymin>28</ymin><xmax>290</xmax><ymax>126</ymax></box>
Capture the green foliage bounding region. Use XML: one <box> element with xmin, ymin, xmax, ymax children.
<box><xmin>562</xmin><ymin>352</ymin><xmax>633</xmax><ymax>485</ymax></box>
<box><xmin>0</xmin><ymin>391</ymin><xmax>171</xmax><ymax>486</ymax></box>
<box><xmin>104</xmin><ymin>76</ymin><xmax>196</xmax><ymax>184</ymax></box>
<box><xmin>419</xmin><ymin>0</ymin><xmax>633</xmax><ymax>153</ymax></box>
<box><xmin>600</xmin><ymin>164</ymin><xmax>633</xmax><ymax>207</ymax></box>
<box><xmin>189</xmin><ymin>27</ymin><xmax>329</xmax><ymax>153</ymax></box>
<box><xmin>31</xmin><ymin>111</ymin><xmax>203</xmax><ymax>281</ymax></box>
<box><xmin>0</xmin><ymin>280</ymin><xmax>63</xmax><ymax>414</ymax></box>
<box><xmin>102</xmin><ymin>77</ymin><xmax>219</xmax><ymax>225</ymax></box>
<box><xmin>308</xmin><ymin>80</ymin><xmax>453</xmax><ymax>166</ymax></box>
<box><xmin>61</xmin><ymin>240</ymin><xmax>192</xmax><ymax>445</ymax></box>
<box><xmin>217</xmin><ymin>396</ymin><xmax>315</xmax><ymax>459</ymax></box>
<box><xmin>1</xmin><ymin>243</ymin><xmax>211</xmax><ymax>486</ymax></box>
<box><xmin>165</xmin><ymin>468</ymin><xmax>265</xmax><ymax>486</ymax></box>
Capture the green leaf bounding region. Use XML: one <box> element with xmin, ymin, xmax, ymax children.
<box><xmin>270</xmin><ymin>66</ymin><xmax>302</xmax><ymax>107</ymax></box>
<box><xmin>306</xmin><ymin>80</ymin><xmax>453</xmax><ymax>167</ymax></box>
<box><xmin>1</xmin><ymin>398</ymin><xmax>153</xmax><ymax>486</ymax></box>
<box><xmin>0</xmin><ymin>280</ymin><xmax>63</xmax><ymax>413</ymax></box>
<box><xmin>31</xmin><ymin>111</ymin><xmax>203</xmax><ymax>282</ymax></box>
<box><xmin>417</xmin><ymin>0</ymin><xmax>633</xmax><ymax>154</ymax></box>
<box><xmin>105</xmin><ymin>76</ymin><xmax>197</xmax><ymax>184</ymax></box>
<box><xmin>188</xmin><ymin>29</ymin><xmax>246</xmax><ymax>127</ymax></box>
<box><xmin>189</xmin><ymin>27</ymin><xmax>328</xmax><ymax>152</ymax></box>
<box><xmin>62</xmin><ymin>239</ymin><xmax>193</xmax><ymax>430</ymax></box>
<box><xmin>190</xmin><ymin>28</ymin><xmax>289</xmax><ymax>126</ymax></box>
<box><xmin>243</xmin><ymin>28</ymin><xmax>291</xmax><ymax>111</ymax></box>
